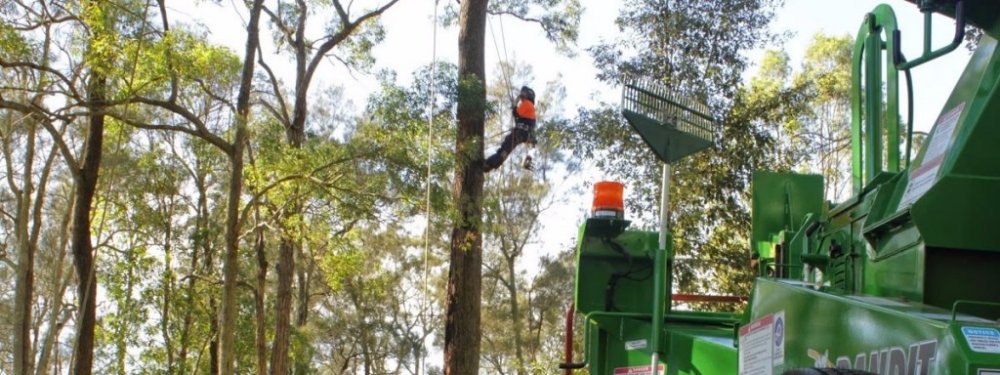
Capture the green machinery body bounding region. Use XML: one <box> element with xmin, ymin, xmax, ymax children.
<box><xmin>566</xmin><ymin>1</ymin><xmax>1000</xmax><ymax>374</ymax></box>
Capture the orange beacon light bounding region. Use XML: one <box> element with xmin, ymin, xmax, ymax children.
<box><xmin>591</xmin><ymin>181</ymin><xmax>624</xmax><ymax>219</ymax></box>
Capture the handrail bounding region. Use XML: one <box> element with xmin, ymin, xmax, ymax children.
<box><xmin>951</xmin><ymin>300</ymin><xmax>1000</xmax><ymax>322</ymax></box>
<box><xmin>893</xmin><ymin>0</ymin><xmax>966</xmax><ymax>71</ymax></box>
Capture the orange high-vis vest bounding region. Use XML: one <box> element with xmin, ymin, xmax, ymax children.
<box><xmin>517</xmin><ymin>100</ymin><xmax>536</xmax><ymax>120</ymax></box>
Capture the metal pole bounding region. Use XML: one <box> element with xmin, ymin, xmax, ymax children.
<box><xmin>651</xmin><ymin>162</ymin><xmax>671</xmax><ymax>375</ymax></box>
<box><xmin>659</xmin><ymin>163</ymin><xmax>670</xmax><ymax>249</ymax></box>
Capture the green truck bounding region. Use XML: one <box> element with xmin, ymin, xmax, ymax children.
<box><xmin>561</xmin><ymin>1</ymin><xmax>1000</xmax><ymax>374</ymax></box>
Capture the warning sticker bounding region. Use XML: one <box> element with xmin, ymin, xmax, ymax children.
<box><xmin>614</xmin><ymin>364</ymin><xmax>664</xmax><ymax>375</ymax></box>
<box><xmin>898</xmin><ymin>102</ymin><xmax>965</xmax><ymax>209</ymax></box>
<box><xmin>739</xmin><ymin>314</ymin><xmax>775</xmax><ymax>375</ymax></box>
<box><xmin>962</xmin><ymin>327</ymin><xmax>1000</xmax><ymax>353</ymax></box>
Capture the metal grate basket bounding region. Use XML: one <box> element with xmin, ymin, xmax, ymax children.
<box><xmin>621</xmin><ymin>80</ymin><xmax>717</xmax><ymax>162</ymax></box>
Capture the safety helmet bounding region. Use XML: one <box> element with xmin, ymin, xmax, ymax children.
<box><xmin>520</xmin><ymin>86</ymin><xmax>535</xmax><ymax>102</ymax></box>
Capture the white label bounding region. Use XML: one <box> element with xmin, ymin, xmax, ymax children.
<box><xmin>614</xmin><ymin>364</ymin><xmax>664</xmax><ymax>375</ymax></box>
<box><xmin>979</xmin><ymin>370</ymin><xmax>1000</xmax><ymax>375</ymax></box>
<box><xmin>773</xmin><ymin>311</ymin><xmax>785</xmax><ymax>367</ymax></box>
<box><xmin>899</xmin><ymin>102</ymin><xmax>965</xmax><ymax>209</ymax></box>
<box><xmin>962</xmin><ymin>327</ymin><xmax>1000</xmax><ymax>353</ymax></box>
<box><xmin>739</xmin><ymin>314</ymin><xmax>774</xmax><ymax>375</ymax></box>
<box><xmin>625</xmin><ymin>339</ymin><xmax>648</xmax><ymax>351</ymax></box>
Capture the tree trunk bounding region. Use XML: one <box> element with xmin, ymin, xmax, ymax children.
<box><xmin>255</xmin><ymin>226</ymin><xmax>268</xmax><ymax>375</ymax></box>
<box><xmin>219</xmin><ymin>1</ymin><xmax>264</xmax><ymax>373</ymax></box>
<box><xmin>116</xmin><ymin>248</ymin><xmax>136</xmax><ymax>375</ymax></box>
<box><xmin>218</xmin><ymin>103</ymin><xmax>245</xmax><ymax>375</ymax></box>
<box><xmin>293</xmin><ymin>246</ymin><xmax>312</xmax><ymax>375</ymax></box>
<box><xmin>443</xmin><ymin>0</ymin><xmax>488</xmax><ymax>374</ymax></box>
<box><xmin>13</xmin><ymin>120</ymin><xmax>37</xmax><ymax>375</ymax></box>
<box><xmin>36</xmin><ymin>201</ymin><xmax>73</xmax><ymax>375</ymax></box>
<box><xmin>178</xmin><ymin>235</ymin><xmax>199</xmax><ymax>375</ymax></box>
<box><xmin>71</xmin><ymin>68</ymin><xmax>106</xmax><ymax>375</ymax></box>
<box><xmin>271</xmin><ymin>6</ymin><xmax>309</xmax><ymax>372</ymax></box>
<box><xmin>506</xmin><ymin>255</ymin><xmax>526</xmax><ymax>375</ymax></box>
<box><xmin>270</xmin><ymin>238</ymin><xmax>294</xmax><ymax>375</ymax></box>
<box><xmin>179</xmin><ymin>174</ymin><xmax>208</xmax><ymax>374</ymax></box>
<box><xmin>209</xmin><ymin>298</ymin><xmax>220</xmax><ymax>375</ymax></box>
<box><xmin>162</xmin><ymin>203</ymin><xmax>175</xmax><ymax>373</ymax></box>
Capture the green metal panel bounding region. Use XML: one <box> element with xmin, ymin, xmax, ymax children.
<box><xmin>582</xmin><ymin>313</ymin><xmax>739</xmax><ymax>375</ymax></box>
<box><xmin>902</xmin><ymin>36</ymin><xmax>1000</xmax><ymax>251</ymax></box>
<box><xmin>748</xmin><ymin>278</ymin><xmax>1000</xmax><ymax>373</ymax></box>
<box><xmin>751</xmin><ymin>172</ymin><xmax>824</xmax><ymax>279</ymax></box>
<box><xmin>574</xmin><ymin>218</ymin><xmax>660</xmax><ymax>316</ymax></box>
<box><xmin>574</xmin><ymin>217</ymin><xmax>744</xmax><ymax>374</ymax></box>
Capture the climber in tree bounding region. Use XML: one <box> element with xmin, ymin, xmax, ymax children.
<box><xmin>485</xmin><ymin>85</ymin><xmax>537</xmax><ymax>172</ymax></box>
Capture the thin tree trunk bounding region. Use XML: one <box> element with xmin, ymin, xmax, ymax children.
<box><xmin>271</xmin><ymin>238</ymin><xmax>294</xmax><ymax>375</ymax></box>
<box><xmin>13</xmin><ymin>119</ymin><xmax>37</xmax><ymax>375</ymax></box>
<box><xmin>116</xmin><ymin>246</ymin><xmax>136</xmax><ymax>375</ymax></box>
<box><xmin>71</xmin><ymin>68</ymin><xmax>106</xmax><ymax>375</ymax></box>
<box><xmin>177</xmin><ymin>237</ymin><xmax>199</xmax><ymax>375</ymax></box>
<box><xmin>178</xmin><ymin>175</ymin><xmax>208</xmax><ymax>374</ymax></box>
<box><xmin>219</xmin><ymin>1</ymin><xmax>264</xmax><ymax>373</ymax></box>
<box><xmin>255</xmin><ymin>225</ymin><xmax>268</xmax><ymax>375</ymax></box>
<box><xmin>36</xmin><ymin>197</ymin><xmax>74</xmax><ymax>375</ymax></box>
<box><xmin>293</xmin><ymin>246</ymin><xmax>312</xmax><ymax>375</ymax></box>
<box><xmin>209</xmin><ymin>298</ymin><xmax>219</xmax><ymax>375</ymax></box>
<box><xmin>506</xmin><ymin>255</ymin><xmax>526</xmax><ymax>375</ymax></box>
<box><xmin>162</xmin><ymin>208</ymin><xmax>175</xmax><ymax>373</ymax></box>
<box><xmin>444</xmin><ymin>0</ymin><xmax>488</xmax><ymax>374</ymax></box>
<box><xmin>14</xmin><ymin>26</ymin><xmax>57</xmax><ymax>375</ymax></box>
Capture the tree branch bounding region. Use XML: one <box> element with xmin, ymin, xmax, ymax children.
<box><xmin>0</xmin><ymin>99</ymin><xmax>81</xmax><ymax>174</ymax></box>
<box><xmin>110</xmin><ymin>97</ymin><xmax>234</xmax><ymax>153</ymax></box>
<box><xmin>257</xmin><ymin>48</ymin><xmax>291</xmax><ymax>125</ymax></box>
<box><xmin>0</xmin><ymin>59</ymin><xmax>81</xmax><ymax>99</ymax></box>
<box><xmin>488</xmin><ymin>11</ymin><xmax>553</xmax><ymax>41</ymax></box>
<box><xmin>304</xmin><ymin>0</ymin><xmax>402</xmax><ymax>97</ymax></box>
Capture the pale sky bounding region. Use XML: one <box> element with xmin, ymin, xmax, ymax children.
<box><xmin>171</xmin><ymin>0</ymin><xmax>973</xmax><ymax>271</ymax></box>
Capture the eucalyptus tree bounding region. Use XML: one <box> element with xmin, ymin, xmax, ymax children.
<box><xmin>88</xmin><ymin>1</ymin><xmax>267</xmax><ymax>372</ymax></box>
<box><xmin>0</xmin><ymin>1</ymin><xmax>152</xmax><ymax>373</ymax></box>
<box><xmin>0</xmin><ymin>4</ymin><xmax>66</xmax><ymax>373</ymax></box>
<box><xmin>444</xmin><ymin>0</ymin><xmax>579</xmax><ymax>372</ymax></box>
<box><xmin>253</xmin><ymin>1</ymin><xmax>404</xmax><ymax>372</ymax></box>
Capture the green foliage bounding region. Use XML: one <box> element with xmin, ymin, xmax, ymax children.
<box><xmin>442</xmin><ymin>0</ymin><xmax>581</xmax><ymax>55</ymax></box>
<box><xmin>0</xmin><ymin>23</ymin><xmax>32</xmax><ymax>60</ymax></box>
<box><xmin>590</xmin><ymin>0</ymin><xmax>783</xmax><ymax>101</ymax></box>
<box><xmin>122</xmin><ymin>29</ymin><xmax>241</xmax><ymax>97</ymax></box>
<box><xmin>336</xmin><ymin>19</ymin><xmax>386</xmax><ymax>73</ymax></box>
<box><xmin>789</xmin><ymin>33</ymin><xmax>854</xmax><ymax>200</ymax></box>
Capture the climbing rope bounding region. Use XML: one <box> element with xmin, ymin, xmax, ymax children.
<box><xmin>420</xmin><ymin>1</ymin><xmax>439</xmax><ymax>373</ymax></box>
<box><xmin>488</xmin><ymin>15</ymin><xmax>516</xmax><ymax>107</ymax></box>
<box><xmin>488</xmin><ymin>13</ymin><xmax>539</xmax><ymax>176</ymax></box>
